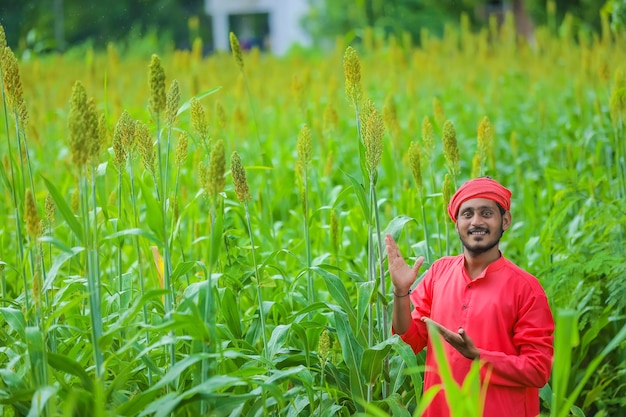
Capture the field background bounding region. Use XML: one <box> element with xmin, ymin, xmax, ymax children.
<box><xmin>1</xmin><ymin>11</ymin><xmax>626</xmax><ymax>417</ymax></box>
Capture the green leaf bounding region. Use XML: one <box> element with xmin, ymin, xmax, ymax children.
<box><xmin>103</xmin><ymin>228</ymin><xmax>161</xmax><ymax>245</ymax></box>
<box><xmin>311</xmin><ymin>266</ymin><xmax>356</xmax><ymax>323</ymax></box>
<box><xmin>0</xmin><ymin>307</ymin><xmax>26</xmax><ymax>339</ymax></box>
<box><xmin>47</xmin><ymin>353</ymin><xmax>93</xmax><ymax>391</ymax></box>
<box><xmin>42</xmin><ymin>175</ymin><xmax>84</xmax><ymax>242</ymax></box>
<box><xmin>356</xmin><ymin>281</ymin><xmax>376</xmax><ymax>332</ymax></box>
<box><xmin>360</xmin><ymin>338</ymin><xmax>394</xmax><ymax>386</ymax></box>
<box><xmin>342</xmin><ymin>170</ymin><xmax>370</xmax><ymax>220</ymax></box>
<box><xmin>265</xmin><ymin>324</ymin><xmax>290</xmax><ymax>361</ymax></box>
<box><xmin>384</xmin><ymin>215</ymin><xmax>417</xmax><ymax>243</ymax></box>
<box><xmin>220</xmin><ymin>287</ymin><xmax>242</xmax><ymax>340</ymax></box>
<box><xmin>334</xmin><ymin>311</ymin><xmax>366</xmax><ymax>403</ymax></box>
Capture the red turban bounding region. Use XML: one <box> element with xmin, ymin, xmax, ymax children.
<box><xmin>447</xmin><ymin>177</ymin><xmax>512</xmax><ymax>222</ymax></box>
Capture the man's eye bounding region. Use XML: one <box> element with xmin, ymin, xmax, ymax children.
<box><xmin>482</xmin><ymin>211</ymin><xmax>493</xmax><ymax>217</ymax></box>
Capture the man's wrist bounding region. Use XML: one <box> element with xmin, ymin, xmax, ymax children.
<box><xmin>393</xmin><ymin>288</ymin><xmax>411</xmax><ymax>297</ymax></box>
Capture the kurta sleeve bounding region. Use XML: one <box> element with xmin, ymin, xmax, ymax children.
<box><xmin>392</xmin><ymin>267</ymin><xmax>434</xmax><ymax>354</ymax></box>
<box><xmin>478</xmin><ymin>287</ymin><xmax>554</xmax><ymax>388</ymax></box>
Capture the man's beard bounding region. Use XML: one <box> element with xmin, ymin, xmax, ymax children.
<box><xmin>459</xmin><ymin>223</ymin><xmax>504</xmax><ymax>256</ymax></box>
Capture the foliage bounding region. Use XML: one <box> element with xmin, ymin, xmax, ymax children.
<box><xmin>1</xmin><ymin>9</ymin><xmax>626</xmax><ymax>417</ymax></box>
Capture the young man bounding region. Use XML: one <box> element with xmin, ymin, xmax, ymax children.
<box><xmin>386</xmin><ymin>177</ymin><xmax>554</xmax><ymax>417</ymax></box>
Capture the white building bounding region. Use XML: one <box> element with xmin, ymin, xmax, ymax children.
<box><xmin>206</xmin><ymin>0</ymin><xmax>312</xmax><ymax>55</ymax></box>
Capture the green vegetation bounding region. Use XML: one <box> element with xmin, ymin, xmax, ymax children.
<box><xmin>1</xmin><ymin>9</ymin><xmax>626</xmax><ymax>417</ymax></box>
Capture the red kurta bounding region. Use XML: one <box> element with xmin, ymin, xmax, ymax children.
<box><xmin>396</xmin><ymin>254</ymin><xmax>554</xmax><ymax>417</ymax></box>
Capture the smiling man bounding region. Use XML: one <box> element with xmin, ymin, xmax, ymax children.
<box><xmin>386</xmin><ymin>177</ymin><xmax>554</xmax><ymax>417</ymax></box>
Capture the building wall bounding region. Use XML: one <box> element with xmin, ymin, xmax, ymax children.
<box><xmin>206</xmin><ymin>0</ymin><xmax>311</xmax><ymax>55</ymax></box>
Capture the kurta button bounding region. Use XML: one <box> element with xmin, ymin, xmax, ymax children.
<box><xmin>462</xmin><ymin>305</ymin><xmax>467</xmax><ymax>309</ymax></box>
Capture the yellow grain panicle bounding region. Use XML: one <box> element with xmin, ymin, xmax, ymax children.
<box><xmin>2</xmin><ymin>47</ymin><xmax>28</xmax><ymax>126</ymax></box>
<box><xmin>359</xmin><ymin>99</ymin><xmax>375</xmax><ymax>142</ymax></box>
<box><xmin>442</xmin><ymin>120</ymin><xmax>460</xmax><ymax>177</ymax></box>
<box><xmin>229</xmin><ymin>32</ymin><xmax>244</xmax><ymax>70</ymax></box>
<box><xmin>148</xmin><ymin>54</ymin><xmax>166</xmax><ymax>116</ymax></box>
<box><xmin>68</xmin><ymin>81</ymin><xmax>89</xmax><ymax>168</ymax></box>
<box><xmin>45</xmin><ymin>193</ymin><xmax>56</xmax><ymax>226</ymax></box>
<box><xmin>383</xmin><ymin>95</ymin><xmax>400</xmax><ymax>138</ymax></box>
<box><xmin>25</xmin><ymin>189</ymin><xmax>40</xmax><ymax>238</ymax></box>
<box><xmin>0</xmin><ymin>25</ymin><xmax>6</xmax><ymax>49</ymax></box>
<box><xmin>230</xmin><ymin>151</ymin><xmax>251</xmax><ymax>203</ymax></box>
<box><xmin>297</xmin><ymin>124</ymin><xmax>312</xmax><ymax>169</ymax></box>
<box><xmin>363</xmin><ymin>106</ymin><xmax>385</xmax><ymax>174</ymax></box>
<box><xmin>422</xmin><ymin>116</ymin><xmax>434</xmax><ymax>162</ymax></box>
<box><xmin>112</xmin><ymin>110</ymin><xmax>134</xmax><ymax>169</ymax></box>
<box><xmin>471</xmin><ymin>151</ymin><xmax>481</xmax><ymax>178</ymax></box>
<box><xmin>343</xmin><ymin>46</ymin><xmax>362</xmax><ymax>107</ymax></box>
<box><xmin>192</xmin><ymin>37</ymin><xmax>203</xmax><ymax>63</ymax></box>
<box><xmin>318</xmin><ymin>329</ymin><xmax>331</xmax><ymax>363</ymax></box>
<box><xmin>86</xmin><ymin>97</ymin><xmax>101</xmax><ymax>164</ymax></box>
<box><xmin>190</xmin><ymin>97</ymin><xmax>209</xmax><ymax>142</ymax></box>
<box><xmin>408</xmin><ymin>141</ymin><xmax>423</xmax><ymax>193</ymax></box>
<box><xmin>71</xmin><ymin>187</ymin><xmax>80</xmax><ymax>213</ymax></box>
<box><xmin>477</xmin><ymin>116</ymin><xmax>492</xmax><ymax>162</ymax></box>
<box><xmin>207</xmin><ymin>139</ymin><xmax>226</xmax><ymax>199</ymax></box>
<box><xmin>136</xmin><ymin>121</ymin><xmax>156</xmax><ymax>175</ymax></box>
<box><xmin>176</xmin><ymin>131</ymin><xmax>189</xmax><ymax>167</ymax></box>
<box><xmin>166</xmin><ymin>79</ymin><xmax>180</xmax><ymax>126</ymax></box>
<box><xmin>215</xmin><ymin>101</ymin><xmax>227</xmax><ymax>130</ymax></box>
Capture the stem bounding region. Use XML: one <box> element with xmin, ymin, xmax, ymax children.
<box><xmin>128</xmin><ymin>162</ymin><xmax>151</xmax><ymax>385</ymax></box>
<box><xmin>371</xmin><ymin>180</ymin><xmax>389</xmax><ymax>399</ymax></box>
<box><xmin>81</xmin><ymin>171</ymin><xmax>103</xmax><ymax>378</ymax></box>
<box><xmin>303</xmin><ymin>172</ymin><xmax>314</xmax><ymax>304</ymax></box>
<box><xmin>155</xmin><ymin>116</ymin><xmax>175</xmax><ymax>367</ymax></box>
<box><xmin>419</xmin><ymin>193</ymin><xmax>431</xmax><ymax>265</ymax></box>
<box><xmin>244</xmin><ymin>202</ymin><xmax>268</xmax><ymax>359</ymax></box>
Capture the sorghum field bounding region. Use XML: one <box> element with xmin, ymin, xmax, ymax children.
<box><xmin>1</xmin><ymin>12</ymin><xmax>626</xmax><ymax>417</ymax></box>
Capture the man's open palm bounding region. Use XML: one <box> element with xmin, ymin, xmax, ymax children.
<box><xmin>385</xmin><ymin>234</ymin><xmax>424</xmax><ymax>293</ymax></box>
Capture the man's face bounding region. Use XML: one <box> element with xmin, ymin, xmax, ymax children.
<box><xmin>455</xmin><ymin>198</ymin><xmax>511</xmax><ymax>256</ymax></box>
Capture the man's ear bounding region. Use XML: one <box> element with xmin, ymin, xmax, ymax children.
<box><xmin>502</xmin><ymin>211</ymin><xmax>512</xmax><ymax>231</ymax></box>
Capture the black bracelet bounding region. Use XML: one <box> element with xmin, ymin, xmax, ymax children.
<box><xmin>393</xmin><ymin>289</ymin><xmax>411</xmax><ymax>297</ymax></box>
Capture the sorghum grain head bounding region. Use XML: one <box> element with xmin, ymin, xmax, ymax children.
<box><xmin>166</xmin><ymin>79</ymin><xmax>181</xmax><ymax>126</ymax></box>
<box><xmin>297</xmin><ymin>124</ymin><xmax>312</xmax><ymax>169</ymax></box>
<box><xmin>408</xmin><ymin>141</ymin><xmax>423</xmax><ymax>193</ymax></box>
<box><xmin>363</xmin><ymin>105</ymin><xmax>385</xmax><ymax>174</ymax></box>
<box><xmin>191</xmin><ymin>97</ymin><xmax>209</xmax><ymax>142</ymax></box>
<box><xmin>136</xmin><ymin>121</ymin><xmax>156</xmax><ymax>175</ymax></box>
<box><xmin>422</xmin><ymin>116</ymin><xmax>434</xmax><ymax>162</ymax></box>
<box><xmin>343</xmin><ymin>46</ymin><xmax>362</xmax><ymax>108</ymax></box>
<box><xmin>175</xmin><ymin>131</ymin><xmax>189</xmax><ymax>167</ymax></box>
<box><xmin>45</xmin><ymin>193</ymin><xmax>55</xmax><ymax>226</ymax></box>
<box><xmin>25</xmin><ymin>189</ymin><xmax>40</xmax><ymax>238</ymax></box>
<box><xmin>68</xmin><ymin>81</ymin><xmax>89</xmax><ymax>168</ymax></box>
<box><xmin>442</xmin><ymin>120</ymin><xmax>460</xmax><ymax>177</ymax></box>
<box><xmin>230</xmin><ymin>32</ymin><xmax>244</xmax><ymax>70</ymax></box>
<box><xmin>230</xmin><ymin>151</ymin><xmax>251</xmax><ymax>202</ymax></box>
<box><xmin>148</xmin><ymin>54</ymin><xmax>166</xmax><ymax>116</ymax></box>
<box><xmin>207</xmin><ymin>139</ymin><xmax>226</xmax><ymax>199</ymax></box>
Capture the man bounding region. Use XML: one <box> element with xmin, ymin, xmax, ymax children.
<box><xmin>386</xmin><ymin>177</ymin><xmax>554</xmax><ymax>417</ymax></box>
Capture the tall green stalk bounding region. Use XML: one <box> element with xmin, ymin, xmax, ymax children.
<box><xmin>148</xmin><ymin>54</ymin><xmax>176</xmax><ymax>367</ymax></box>
<box><xmin>231</xmin><ymin>151</ymin><xmax>268</xmax><ymax>358</ymax></box>
<box><xmin>297</xmin><ymin>125</ymin><xmax>314</xmax><ymax>304</ymax></box>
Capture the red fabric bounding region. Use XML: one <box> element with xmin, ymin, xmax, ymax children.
<box><xmin>447</xmin><ymin>177</ymin><xmax>512</xmax><ymax>222</ymax></box>
<box><xmin>394</xmin><ymin>254</ymin><xmax>554</xmax><ymax>417</ymax></box>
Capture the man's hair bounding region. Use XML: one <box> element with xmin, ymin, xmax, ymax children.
<box><xmin>495</xmin><ymin>202</ymin><xmax>506</xmax><ymax>216</ymax></box>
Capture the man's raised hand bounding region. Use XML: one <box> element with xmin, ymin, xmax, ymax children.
<box><xmin>385</xmin><ymin>233</ymin><xmax>424</xmax><ymax>295</ymax></box>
